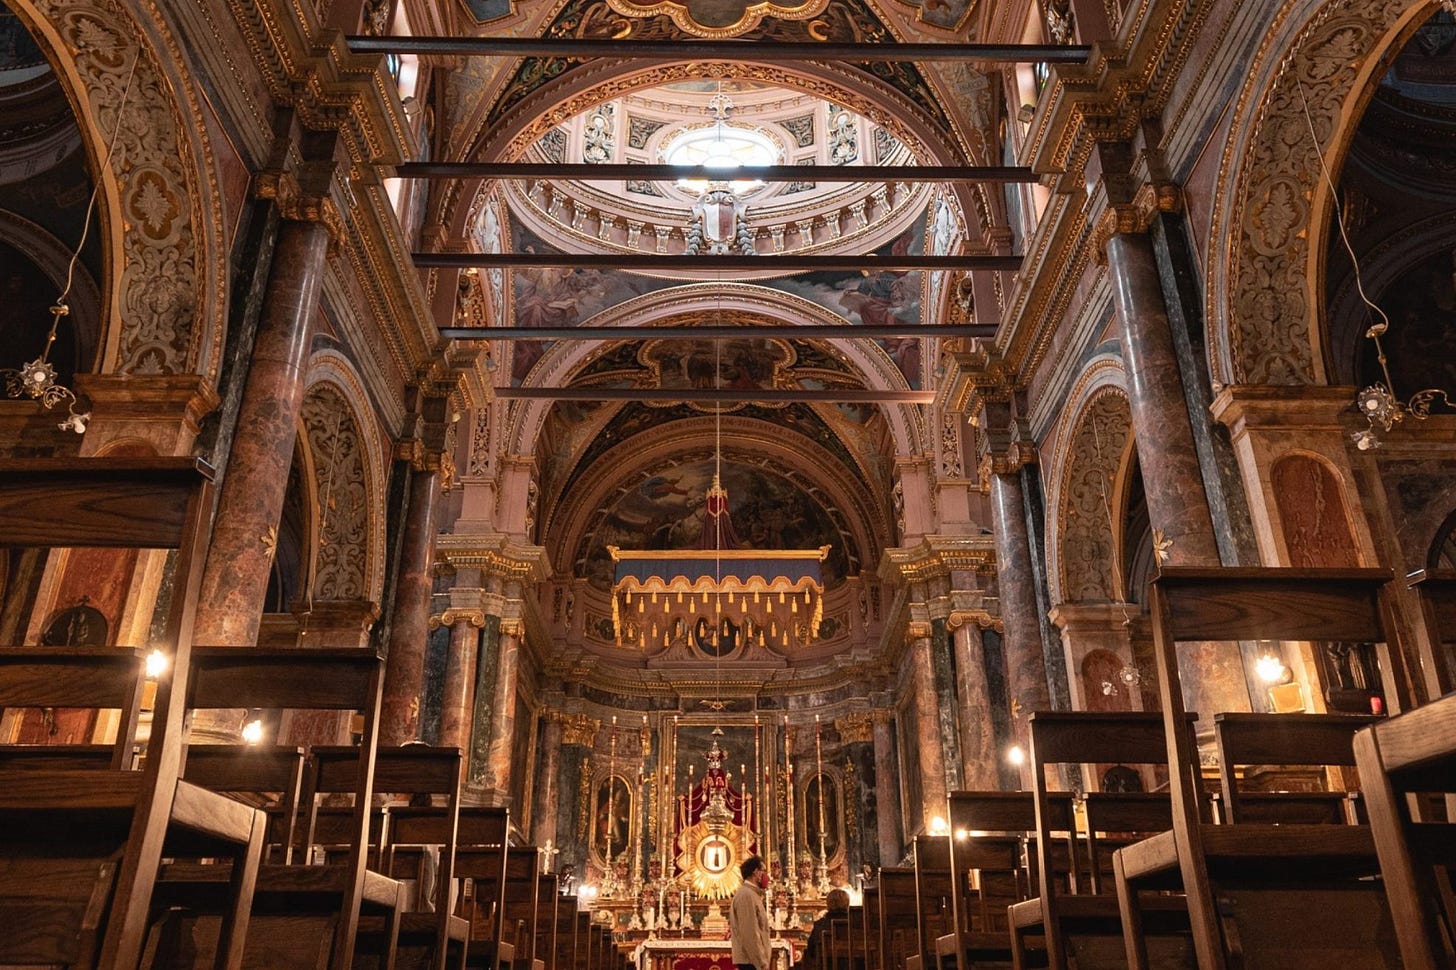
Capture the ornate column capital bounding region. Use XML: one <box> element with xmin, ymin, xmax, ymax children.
<box><xmin>1089</xmin><ymin>182</ymin><xmax>1183</xmax><ymax>264</ymax></box>
<box><xmin>439</xmin><ymin>608</ymin><xmax>487</xmax><ymax>628</ymax></box>
<box><xmin>947</xmin><ymin>608</ymin><xmax>1002</xmax><ymax>634</ymax></box>
<box><xmin>253</xmin><ymin>170</ymin><xmax>347</xmax><ymax>253</ymax></box>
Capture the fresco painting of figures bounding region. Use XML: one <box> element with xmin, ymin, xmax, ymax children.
<box><xmin>575</xmin><ymin>458</ymin><xmax>854</xmax><ymax>590</ymax></box>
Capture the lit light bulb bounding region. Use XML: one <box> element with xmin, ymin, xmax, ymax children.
<box><xmin>1006</xmin><ymin>744</ymin><xmax>1026</xmax><ymax>767</ymax></box>
<box><xmin>241</xmin><ymin>719</ymin><xmax>265</xmax><ymax>745</ymax></box>
<box><xmin>144</xmin><ymin>649</ymin><xmax>168</xmax><ymax>679</ymax></box>
<box><xmin>929</xmin><ymin>816</ymin><xmax>948</xmax><ymax>835</ymax></box>
<box><xmin>1255</xmin><ymin>654</ymin><xmax>1288</xmax><ymax>685</ymax></box>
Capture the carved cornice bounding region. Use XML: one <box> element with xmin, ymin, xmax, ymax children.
<box><xmin>878</xmin><ymin>535</ymin><xmax>998</xmax><ymax>586</ymax></box>
<box><xmin>436</xmin><ymin>534</ymin><xmax>554</xmax><ymax>583</ymax></box>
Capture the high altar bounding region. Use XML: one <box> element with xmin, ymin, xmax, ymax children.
<box><xmin>578</xmin><ymin>716</ymin><xmax>847</xmax><ymax>965</ymax></box>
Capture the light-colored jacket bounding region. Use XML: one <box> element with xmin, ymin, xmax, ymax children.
<box><xmin>728</xmin><ymin>879</ymin><xmax>772</xmax><ymax>970</ymax></box>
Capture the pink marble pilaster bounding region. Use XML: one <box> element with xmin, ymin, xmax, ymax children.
<box><xmin>871</xmin><ymin>710</ymin><xmax>903</xmax><ymax>864</ymax></box>
<box><xmin>439</xmin><ymin>614</ymin><xmax>481</xmax><ymax>749</ymax></box>
<box><xmin>951</xmin><ymin>619</ymin><xmax>1000</xmax><ymax>790</ymax></box>
<box><xmin>196</xmin><ymin>219</ymin><xmax>329</xmax><ymax>646</ymax></box>
<box><xmin>909</xmin><ymin>632</ymin><xmax>948</xmax><ymax>831</ymax></box>
<box><xmin>381</xmin><ymin>465</ymin><xmax>441</xmax><ymax>745</ymax></box>
<box><xmin>532</xmin><ymin>713</ymin><xmax>563</xmax><ymax>846</ymax></box>
<box><xmin>1106</xmin><ymin>231</ymin><xmax>1220</xmax><ymax>567</ymax></box>
<box><xmin>485</xmin><ymin>618</ymin><xmax>522</xmax><ymax>802</ymax></box>
<box><xmin>990</xmin><ymin>469</ymin><xmax>1052</xmax><ymax>780</ymax></box>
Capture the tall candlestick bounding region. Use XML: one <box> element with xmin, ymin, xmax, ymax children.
<box><xmin>815</xmin><ymin>714</ymin><xmax>828</xmax><ymax>893</ymax></box>
<box><xmin>784</xmin><ymin>716</ymin><xmax>795</xmax><ymax>891</ymax></box>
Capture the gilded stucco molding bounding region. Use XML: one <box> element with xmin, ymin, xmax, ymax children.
<box><xmin>254</xmin><ymin>170</ymin><xmax>347</xmax><ymax>253</ymax></box>
<box><xmin>835</xmin><ymin>711</ymin><xmax>874</xmax><ymax>744</ymax></box>
<box><xmin>436</xmin><ymin>534</ymin><xmax>553</xmax><ymax>584</ymax></box>
<box><xmin>1087</xmin><ymin>181</ymin><xmax>1183</xmax><ymax>265</ymax></box>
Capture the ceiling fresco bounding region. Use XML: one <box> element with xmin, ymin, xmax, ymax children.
<box><xmin>571</xmin><ymin>456</ymin><xmax>858</xmax><ymax>590</ymax></box>
<box><xmin>486</xmin><ymin>0</ymin><xmax>949</xmax><ymax>129</ymax></box>
<box><xmin>507</xmin><ymin>207</ymin><xmax>931</xmax><ymax>389</ymax></box>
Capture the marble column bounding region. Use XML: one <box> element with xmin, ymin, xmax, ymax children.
<box><xmin>196</xmin><ymin>218</ymin><xmax>330</xmax><ymax>646</ymax></box>
<box><xmin>951</xmin><ymin>617</ymin><xmax>999</xmax><ymax>790</ymax></box>
<box><xmin>438</xmin><ymin>610</ymin><xmax>482</xmax><ymax>749</ymax></box>
<box><xmin>381</xmin><ymin>464</ymin><xmax>441</xmax><ymax>745</ymax></box>
<box><xmin>871</xmin><ymin>710</ymin><xmax>903</xmax><ymax>865</ymax></box>
<box><xmin>909</xmin><ymin>629</ymin><xmax>949</xmax><ymax>831</ymax></box>
<box><xmin>533</xmin><ymin>713</ymin><xmax>564</xmax><ymax>847</ymax></box>
<box><xmin>485</xmin><ymin>614</ymin><xmax>523</xmax><ymax>803</ymax></box>
<box><xmin>1106</xmin><ymin>231</ymin><xmax>1220</xmax><ymax>568</ymax></box>
<box><xmin>990</xmin><ymin>468</ymin><xmax>1052</xmax><ymax>780</ymax></box>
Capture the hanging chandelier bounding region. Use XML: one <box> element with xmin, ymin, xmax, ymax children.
<box><xmin>1351</xmin><ymin>319</ymin><xmax>1452</xmax><ymax>451</ymax></box>
<box><xmin>609</xmin><ymin>324</ymin><xmax>828</xmax><ymax>653</ymax></box>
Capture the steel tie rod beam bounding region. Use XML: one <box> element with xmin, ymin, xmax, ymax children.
<box><xmin>347</xmin><ymin>36</ymin><xmax>1090</xmax><ymax>62</ymax></box>
<box><xmin>440</xmin><ymin>324</ymin><xmax>998</xmax><ymax>341</ymax></box>
<box><xmin>395</xmin><ymin>162</ymin><xmax>1039</xmax><ymax>183</ymax></box>
<box><xmin>416</xmin><ymin>252</ymin><xmax>1022</xmax><ymax>272</ymax></box>
<box><xmin>494</xmin><ymin>387</ymin><xmax>935</xmax><ymax>403</ymax></box>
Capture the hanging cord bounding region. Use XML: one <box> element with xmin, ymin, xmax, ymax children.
<box><xmin>40</xmin><ymin>57</ymin><xmax>139</xmax><ymax>363</ymax></box>
<box><xmin>713</xmin><ymin>289</ymin><xmax>724</xmax><ymax>707</ymax></box>
<box><xmin>1294</xmin><ymin>77</ymin><xmax>1395</xmax><ymax>384</ymax></box>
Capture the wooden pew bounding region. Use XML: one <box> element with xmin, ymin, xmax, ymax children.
<box><xmin>454</xmin><ymin>808</ymin><xmax>513</xmax><ymax>970</ymax></box>
<box><xmin>908</xmin><ymin>836</ymin><xmax>954</xmax><ymax>970</ymax></box>
<box><xmin>182</xmin><ymin>646</ymin><xmax>403</xmax><ymax>970</ymax></box>
<box><xmin>1009</xmin><ymin>712</ymin><xmax>1195</xmax><ymax>970</ymax></box>
<box><xmin>0</xmin><ymin>458</ymin><xmax>265</xmax><ymax>970</ymax></box>
<box><xmin>1118</xmin><ymin>567</ymin><xmax>1403</xmax><ymax>970</ymax></box>
<box><xmin>362</xmin><ymin>746</ymin><xmax>471</xmax><ymax>970</ymax></box>
<box><xmin>1355</xmin><ymin>691</ymin><xmax>1456</xmax><ymax>969</ymax></box>
<box><xmin>489</xmin><ymin>846</ymin><xmax>544</xmax><ymax>970</ymax></box>
<box><xmin>938</xmin><ymin>792</ymin><xmax>1065</xmax><ymax>970</ymax></box>
<box><xmin>1410</xmin><ymin>569</ymin><xmax>1456</xmax><ymax>696</ymax></box>
<box><xmin>1213</xmin><ymin>713</ymin><xmax>1377</xmax><ymax>825</ymax></box>
<box><xmin>860</xmin><ymin>885</ymin><xmax>881</xmax><ymax>970</ymax></box>
<box><xmin>875</xmin><ymin>867</ymin><xmax>920</xmax><ymax>970</ymax></box>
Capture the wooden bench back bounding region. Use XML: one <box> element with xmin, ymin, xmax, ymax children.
<box><xmin>875</xmin><ymin>867</ymin><xmax>919</xmax><ymax>970</ymax></box>
<box><xmin>181</xmin><ymin>744</ymin><xmax>307</xmax><ymax>862</ymax></box>
<box><xmin>1151</xmin><ymin>567</ymin><xmax>1402</xmax><ymax>970</ymax></box>
<box><xmin>1080</xmin><ymin>792</ymin><xmax>1173</xmax><ymax>893</ymax></box>
<box><xmin>911</xmin><ymin>835</ymin><xmax>953</xmax><ymax>967</ymax></box>
<box><xmin>1355</xmin><ymin>693</ymin><xmax>1456</xmax><ymax>969</ymax></box>
<box><xmin>1214</xmin><ymin>712</ymin><xmax>1377</xmax><ymax>825</ymax></box>
<box><xmin>859</xmin><ymin>885</ymin><xmax>881</xmax><ymax>970</ymax></box>
<box><xmin>0</xmin><ymin>458</ymin><xmax>215</xmax><ymax>970</ymax></box>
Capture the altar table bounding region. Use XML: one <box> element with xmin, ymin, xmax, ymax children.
<box><xmin>632</xmin><ymin>937</ymin><xmax>796</xmax><ymax>970</ymax></box>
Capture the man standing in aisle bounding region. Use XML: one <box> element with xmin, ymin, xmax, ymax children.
<box><xmin>730</xmin><ymin>856</ymin><xmax>772</xmax><ymax>970</ymax></box>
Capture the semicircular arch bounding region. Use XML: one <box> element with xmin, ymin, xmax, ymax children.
<box><xmin>1044</xmin><ymin>357</ymin><xmax>1133</xmax><ymax>607</ymax></box>
<box><xmin>1209</xmin><ymin>0</ymin><xmax>1437</xmax><ymax>386</ymax></box>
<box><xmin>504</xmin><ymin>281</ymin><xmax>926</xmax><ymax>459</ymax></box>
<box><xmin>6</xmin><ymin>0</ymin><xmax>226</xmax><ymax>383</ymax></box>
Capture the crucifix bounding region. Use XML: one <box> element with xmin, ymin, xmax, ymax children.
<box><xmin>542</xmin><ymin>838</ymin><xmax>560</xmax><ymax>873</ymax></box>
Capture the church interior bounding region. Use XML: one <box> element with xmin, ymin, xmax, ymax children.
<box><xmin>2</xmin><ymin>0</ymin><xmax>1456</xmax><ymax>967</ymax></box>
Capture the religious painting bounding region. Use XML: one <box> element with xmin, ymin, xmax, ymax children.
<box><xmin>575</xmin><ymin>458</ymin><xmax>854</xmax><ymax>589</ymax></box>
<box><xmin>460</xmin><ymin>0</ymin><xmax>513</xmax><ymax>22</ymax></box>
<box><xmin>802</xmin><ymin>771</ymin><xmax>840</xmax><ymax>862</ymax></box>
<box><xmin>40</xmin><ymin>600</ymin><xmax>108</xmax><ymax>646</ymax></box>
<box><xmin>891</xmin><ymin>0</ymin><xmax>977</xmax><ymax>31</ymax></box>
<box><xmin>604</xmin><ymin>0</ymin><xmax>828</xmax><ymax>37</ymax></box>
<box><xmin>762</xmin><ymin>216</ymin><xmax>928</xmax><ymax>389</ymax></box>
<box><xmin>640</xmin><ymin>337</ymin><xmax>793</xmax><ymax>401</ymax></box>
<box><xmin>592</xmin><ymin>773</ymin><xmax>634</xmax><ymax>862</ymax></box>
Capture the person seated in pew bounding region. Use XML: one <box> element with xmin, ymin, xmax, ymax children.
<box><xmin>794</xmin><ymin>887</ymin><xmax>851</xmax><ymax>970</ymax></box>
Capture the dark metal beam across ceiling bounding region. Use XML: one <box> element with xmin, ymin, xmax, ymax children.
<box><xmin>417</xmin><ymin>252</ymin><xmax>1022</xmax><ymax>272</ymax></box>
<box><xmin>396</xmin><ymin>162</ymin><xmax>1039</xmax><ymax>183</ymax></box>
<box><xmin>495</xmin><ymin>387</ymin><xmax>935</xmax><ymax>403</ymax></box>
<box><xmin>347</xmin><ymin>36</ymin><xmax>1091</xmax><ymax>63</ymax></box>
<box><xmin>441</xmin><ymin>323</ymin><xmax>997</xmax><ymax>341</ymax></box>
